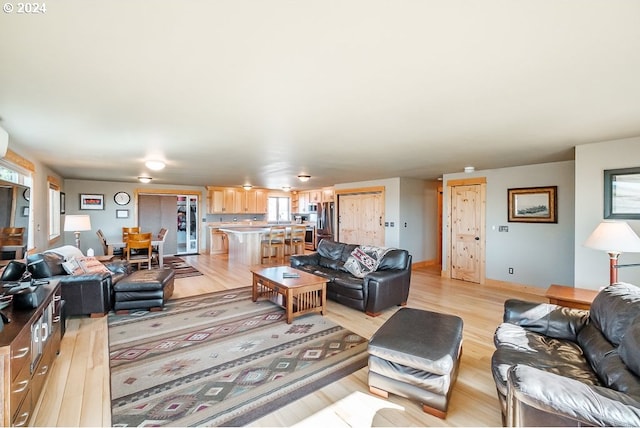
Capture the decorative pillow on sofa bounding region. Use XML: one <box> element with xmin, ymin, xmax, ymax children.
<box><xmin>77</xmin><ymin>256</ymin><xmax>110</xmax><ymax>275</ymax></box>
<box><xmin>62</xmin><ymin>257</ymin><xmax>85</xmax><ymax>276</ymax></box>
<box><xmin>344</xmin><ymin>245</ymin><xmax>392</xmax><ymax>278</ymax></box>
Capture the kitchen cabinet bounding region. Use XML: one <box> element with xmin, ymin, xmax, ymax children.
<box><xmin>309</xmin><ymin>190</ymin><xmax>322</xmax><ymax>204</ymax></box>
<box><xmin>210</xmin><ymin>229</ymin><xmax>228</xmax><ymax>254</ymax></box>
<box><xmin>321</xmin><ymin>187</ymin><xmax>334</xmax><ymax>203</ymax></box>
<box><xmin>0</xmin><ymin>281</ymin><xmax>62</xmax><ymax>427</ymax></box>
<box><xmin>207</xmin><ymin>187</ymin><xmax>268</xmax><ymax>214</ymax></box>
<box><xmin>298</xmin><ymin>192</ymin><xmax>309</xmax><ymax>211</ymax></box>
<box><xmin>207</xmin><ymin>187</ymin><xmax>230</xmax><ymax>213</ymax></box>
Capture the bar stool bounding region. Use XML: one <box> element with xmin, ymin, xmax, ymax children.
<box><xmin>261</xmin><ymin>226</ymin><xmax>286</xmax><ymax>264</ymax></box>
<box><xmin>285</xmin><ymin>225</ymin><xmax>306</xmax><ymax>256</ymax></box>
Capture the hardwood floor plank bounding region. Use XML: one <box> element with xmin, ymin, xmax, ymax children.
<box><xmin>31</xmin><ymin>253</ymin><xmax>547</xmax><ymax>427</ymax></box>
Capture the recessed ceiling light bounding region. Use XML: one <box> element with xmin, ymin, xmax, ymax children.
<box><xmin>282</xmin><ymin>186</ymin><xmax>291</xmax><ymax>191</ymax></box>
<box><xmin>145</xmin><ymin>160</ymin><xmax>166</xmax><ymax>171</ymax></box>
<box><xmin>138</xmin><ymin>176</ymin><xmax>152</xmax><ymax>183</ymax></box>
<box><xmin>464</xmin><ymin>166</ymin><xmax>475</xmax><ymax>173</ymax></box>
<box><xmin>242</xmin><ymin>184</ymin><xmax>252</xmax><ymax>190</ymax></box>
<box><xmin>297</xmin><ymin>174</ymin><xmax>311</xmax><ymax>182</ymax></box>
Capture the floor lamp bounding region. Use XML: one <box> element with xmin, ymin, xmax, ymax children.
<box><xmin>64</xmin><ymin>215</ymin><xmax>92</xmax><ymax>250</ymax></box>
<box><xmin>584</xmin><ymin>220</ymin><xmax>640</xmax><ymax>285</ymax></box>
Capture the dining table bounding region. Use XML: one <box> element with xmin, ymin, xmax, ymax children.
<box><xmin>106</xmin><ymin>237</ymin><xmax>165</xmax><ymax>268</ymax></box>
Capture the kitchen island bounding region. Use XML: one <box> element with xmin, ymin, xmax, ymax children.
<box><xmin>218</xmin><ymin>226</ymin><xmax>270</xmax><ymax>265</ymax></box>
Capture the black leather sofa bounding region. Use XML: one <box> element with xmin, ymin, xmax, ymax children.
<box><xmin>491</xmin><ymin>282</ymin><xmax>640</xmax><ymax>427</ymax></box>
<box><xmin>1</xmin><ymin>248</ymin><xmax>132</xmax><ymax>317</ymax></box>
<box><xmin>290</xmin><ymin>239</ymin><xmax>412</xmax><ymax>316</ymax></box>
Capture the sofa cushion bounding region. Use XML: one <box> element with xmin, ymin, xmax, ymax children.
<box><xmin>378</xmin><ymin>249</ymin><xmax>409</xmax><ymax>270</ymax></box>
<box><xmin>317</xmin><ymin>239</ymin><xmax>345</xmax><ymax>260</ymax></box>
<box><xmin>493</xmin><ymin>323</ymin><xmax>600</xmax><ymax>396</ymax></box>
<box><xmin>27</xmin><ymin>253</ymin><xmax>54</xmax><ymax>278</ymax></box>
<box><xmin>620</xmin><ymin>323</ymin><xmax>640</xmax><ymax>378</ymax></box>
<box><xmin>590</xmin><ymin>283</ymin><xmax>640</xmax><ymax>346</ymax></box>
<box><xmin>318</xmin><ymin>256</ymin><xmax>344</xmax><ymax>271</ymax></box>
<box><xmin>0</xmin><ymin>260</ymin><xmax>26</xmax><ymax>281</ymax></box>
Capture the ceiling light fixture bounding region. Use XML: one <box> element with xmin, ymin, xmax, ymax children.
<box><xmin>138</xmin><ymin>176</ymin><xmax>152</xmax><ymax>184</ymax></box>
<box><xmin>282</xmin><ymin>186</ymin><xmax>291</xmax><ymax>192</ymax></box>
<box><xmin>145</xmin><ymin>160</ymin><xmax>166</xmax><ymax>171</ymax></box>
<box><xmin>464</xmin><ymin>166</ymin><xmax>475</xmax><ymax>173</ymax></box>
<box><xmin>242</xmin><ymin>184</ymin><xmax>252</xmax><ymax>191</ymax></box>
<box><xmin>297</xmin><ymin>174</ymin><xmax>311</xmax><ymax>182</ymax></box>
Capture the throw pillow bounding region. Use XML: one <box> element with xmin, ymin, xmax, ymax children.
<box><xmin>344</xmin><ymin>245</ymin><xmax>392</xmax><ymax>278</ymax></box>
<box><xmin>61</xmin><ymin>257</ymin><xmax>84</xmax><ymax>276</ymax></box>
<box><xmin>77</xmin><ymin>256</ymin><xmax>110</xmax><ymax>275</ymax></box>
<box><xmin>45</xmin><ymin>245</ymin><xmax>84</xmax><ymax>261</ymax></box>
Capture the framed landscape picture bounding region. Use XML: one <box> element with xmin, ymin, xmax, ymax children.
<box><xmin>508</xmin><ymin>186</ymin><xmax>557</xmax><ymax>223</ymax></box>
<box><xmin>604</xmin><ymin>167</ymin><xmax>640</xmax><ymax>219</ymax></box>
<box><xmin>80</xmin><ymin>193</ymin><xmax>105</xmax><ymax>210</ymax></box>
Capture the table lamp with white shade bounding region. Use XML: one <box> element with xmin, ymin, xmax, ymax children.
<box><xmin>64</xmin><ymin>215</ymin><xmax>92</xmax><ymax>249</ymax></box>
<box><xmin>583</xmin><ymin>220</ymin><xmax>640</xmax><ymax>285</ymax></box>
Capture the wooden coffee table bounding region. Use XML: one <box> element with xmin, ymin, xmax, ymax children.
<box><xmin>251</xmin><ymin>266</ymin><xmax>327</xmax><ymax>323</ymax></box>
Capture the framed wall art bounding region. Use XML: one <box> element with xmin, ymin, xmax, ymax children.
<box><xmin>22</xmin><ymin>206</ymin><xmax>29</xmax><ymax>217</ymax></box>
<box><xmin>508</xmin><ymin>186</ymin><xmax>557</xmax><ymax>223</ymax></box>
<box><xmin>80</xmin><ymin>193</ymin><xmax>105</xmax><ymax>210</ymax></box>
<box><xmin>60</xmin><ymin>192</ymin><xmax>66</xmax><ymax>214</ymax></box>
<box><xmin>604</xmin><ymin>167</ymin><xmax>640</xmax><ymax>220</ymax></box>
<box><xmin>116</xmin><ymin>209</ymin><xmax>129</xmax><ymax>219</ymax></box>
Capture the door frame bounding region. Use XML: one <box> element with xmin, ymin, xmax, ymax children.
<box><xmin>444</xmin><ymin>177</ymin><xmax>487</xmax><ymax>284</ymax></box>
<box><xmin>134</xmin><ymin>188</ymin><xmax>203</xmax><ymax>253</ymax></box>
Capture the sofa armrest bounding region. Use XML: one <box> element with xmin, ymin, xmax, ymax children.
<box><xmin>290</xmin><ymin>253</ymin><xmax>320</xmax><ymax>268</ymax></box>
<box><xmin>503</xmin><ymin>299</ymin><xmax>589</xmax><ymax>341</ymax></box>
<box><xmin>59</xmin><ymin>272</ymin><xmax>113</xmax><ymax>316</ymax></box>
<box><xmin>507</xmin><ymin>364</ymin><xmax>640</xmax><ymax>427</ymax></box>
<box><xmin>364</xmin><ymin>268</ymin><xmax>411</xmax><ymax>315</ymax></box>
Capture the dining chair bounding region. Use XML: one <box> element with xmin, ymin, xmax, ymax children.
<box><xmin>0</xmin><ymin>227</ymin><xmax>25</xmax><ymax>246</ymax></box>
<box><xmin>122</xmin><ymin>226</ymin><xmax>141</xmax><ymax>242</ymax></box>
<box><xmin>125</xmin><ymin>232</ymin><xmax>152</xmax><ymax>269</ymax></box>
<box><xmin>285</xmin><ymin>225</ymin><xmax>306</xmax><ymax>256</ymax></box>
<box><xmin>261</xmin><ymin>226</ymin><xmax>286</xmax><ymax>264</ymax></box>
<box><xmin>152</xmin><ymin>228</ymin><xmax>168</xmax><ymax>266</ymax></box>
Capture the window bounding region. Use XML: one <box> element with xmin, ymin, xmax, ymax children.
<box><xmin>48</xmin><ymin>176</ymin><xmax>61</xmax><ymax>241</ymax></box>
<box><xmin>267</xmin><ymin>197</ymin><xmax>290</xmax><ymax>222</ymax></box>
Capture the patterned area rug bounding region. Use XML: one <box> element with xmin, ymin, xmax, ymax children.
<box><xmin>162</xmin><ymin>256</ymin><xmax>203</xmax><ymax>279</ymax></box>
<box><xmin>108</xmin><ymin>287</ymin><xmax>368</xmax><ymax>427</ymax></box>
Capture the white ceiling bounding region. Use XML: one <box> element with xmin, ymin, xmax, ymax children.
<box><xmin>1</xmin><ymin>1</ymin><xmax>640</xmax><ymax>190</ymax></box>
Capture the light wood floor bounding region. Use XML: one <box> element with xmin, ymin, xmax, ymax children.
<box><xmin>30</xmin><ymin>254</ymin><xmax>548</xmax><ymax>427</ymax></box>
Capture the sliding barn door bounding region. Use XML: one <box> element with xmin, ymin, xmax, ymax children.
<box><xmin>338</xmin><ymin>191</ymin><xmax>385</xmax><ymax>246</ymax></box>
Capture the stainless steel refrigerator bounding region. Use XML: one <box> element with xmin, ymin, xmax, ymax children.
<box><xmin>316</xmin><ymin>202</ymin><xmax>335</xmax><ymax>245</ymax></box>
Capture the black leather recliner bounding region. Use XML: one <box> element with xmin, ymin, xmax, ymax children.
<box><xmin>491</xmin><ymin>282</ymin><xmax>640</xmax><ymax>427</ymax></box>
<box><xmin>290</xmin><ymin>239</ymin><xmax>412</xmax><ymax>316</ymax></box>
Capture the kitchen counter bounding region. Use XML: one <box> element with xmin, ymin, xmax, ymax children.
<box><xmin>219</xmin><ymin>224</ymin><xmax>309</xmax><ymax>265</ymax></box>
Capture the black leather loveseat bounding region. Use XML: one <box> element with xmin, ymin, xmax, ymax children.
<box><xmin>1</xmin><ymin>246</ymin><xmax>132</xmax><ymax>317</ymax></box>
<box><xmin>491</xmin><ymin>282</ymin><xmax>640</xmax><ymax>427</ymax></box>
<box><xmin>290</xmin><ymin>239</ymin><xmax>412</xmax><ymax>316</ymax></box>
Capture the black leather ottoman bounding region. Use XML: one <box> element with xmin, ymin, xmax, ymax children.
<box><xmin>368</xmin><ymin>307</ymin><xmax>463</xmax><ymax>418</ymax></box>
<box><xmin>113</xmin><ymin>268</ymin><xmax>175</xmax><ymax>313</ymax></box>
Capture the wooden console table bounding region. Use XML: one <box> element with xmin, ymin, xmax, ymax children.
<box><xmin>545</xmin><ymin>284</ymin><xmax>599</xmax><ymax>310</ymax></box>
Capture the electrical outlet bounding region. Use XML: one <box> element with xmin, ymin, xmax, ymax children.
<box><xmin>508</xmin><ymin>267</ymin><xmax>514</xmax><ymax>274</ymax></box>
<box><xmin>390</xmin><ymin>222</ymin><xmax>395</xmax><ymax>227</ymax></box>
<box><xmin>499</xmin><ymin>225</ymin><xmax>509</xmax><ymax>232</ymax></box>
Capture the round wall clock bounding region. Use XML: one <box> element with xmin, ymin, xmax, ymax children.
<box><xmin>114</xmin><ymin>191</ymin><xmax>131</xmax><ymax>205</ymax></box>
<box><xmin>23</xmin><ymin>188</ymin><xmax>30</xmax><ymax>201</ymax></box>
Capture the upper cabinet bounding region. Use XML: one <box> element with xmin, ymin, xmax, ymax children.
<box><xmin>309</xmin><ymin>190</ymin><xmax>322</xmax><ymax>203</ymax></box>
<box><xmin>207</xmin><ymin>187</ymin><xmax>268</xmax><ymax>214</ymax></box>
<box><xmin>321</xmin><ymin>187</ymin><xmax>334</xmax><ymax>203</ymax></box>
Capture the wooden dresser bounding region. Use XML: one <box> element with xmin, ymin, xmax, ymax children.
<box><xmin>0</xmin><ymin>281</ymin><xmax>63</xmax><ymax>427</ymax></box>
